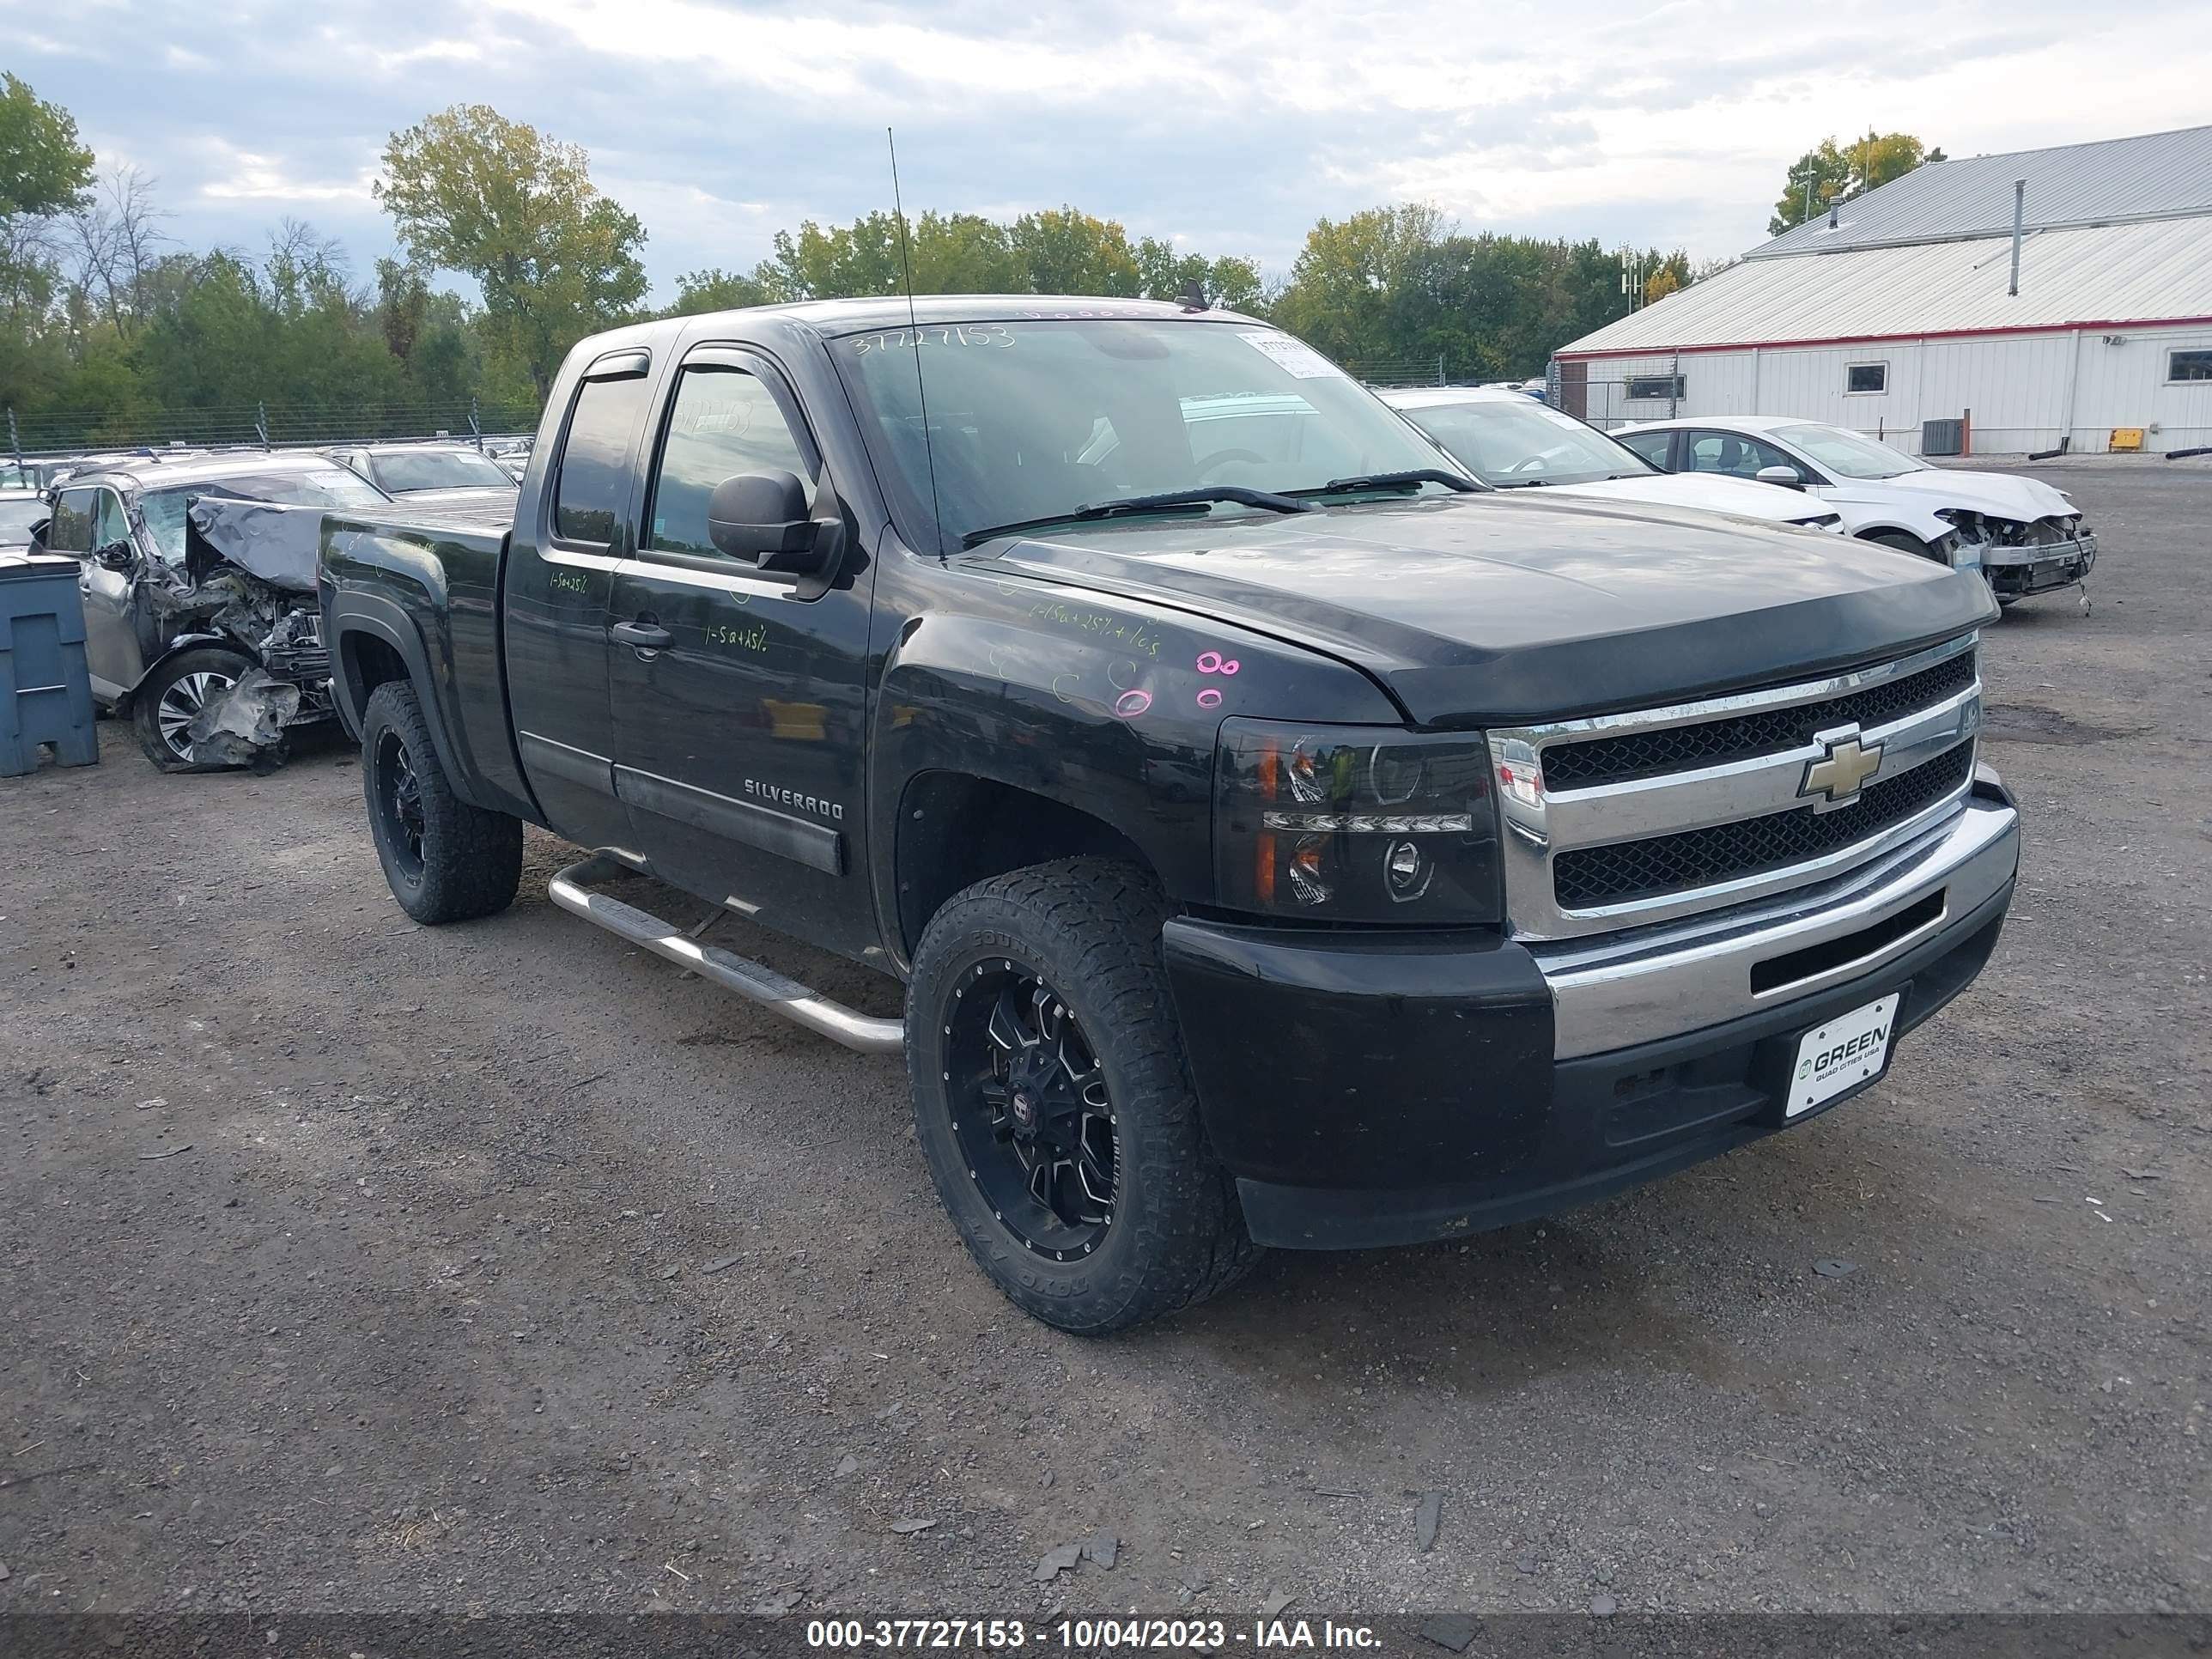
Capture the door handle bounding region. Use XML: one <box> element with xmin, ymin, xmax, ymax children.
<box><xmin>611</xmin><ymin>618</ymin><xmax>672</xmax><ymax>649</ymax></box>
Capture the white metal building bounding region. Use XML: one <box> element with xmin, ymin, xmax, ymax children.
<box><xmin>1553</xmin><ymin>125</ymin><xmax>2212</xmax><ymax>455</ymax></box>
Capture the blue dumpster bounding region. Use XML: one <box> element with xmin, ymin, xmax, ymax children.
<box><xmin>0</xmin><ymin>553</ymin><xmax>99</xmax><ymax>778</ymax></box>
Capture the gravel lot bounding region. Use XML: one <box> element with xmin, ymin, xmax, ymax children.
<box><xmin>3</xmin><ymin>464</ymin><xmax>2206</xmax><ymax>1621</ymax></box>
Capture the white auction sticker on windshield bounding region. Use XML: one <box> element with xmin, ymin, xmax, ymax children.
<box><xmin>1239</xmin><ymin>330</ymin><xmax>1346</xmax><ymax>380</ymax></box>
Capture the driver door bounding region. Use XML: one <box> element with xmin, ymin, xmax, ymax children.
<box><xmin>605</xmin><ymin>343</ymin><xmax>880</xmax><ymax>961</ymax></box>
<box><xmin>48</xmin><ymin>485</ymin><xmax>144</xmax><ymax>699</ymax></box>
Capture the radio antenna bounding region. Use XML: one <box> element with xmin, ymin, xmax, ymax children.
<box><xmin>887</xmin><ymin>127</ymin><xmax>945</xmax><ymax>558</ymax></box>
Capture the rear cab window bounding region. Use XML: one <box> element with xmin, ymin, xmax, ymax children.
<box><xmin>555</xmin><ymin>374</ymin><xmax>653</xmax><ymax>544</ymax></box>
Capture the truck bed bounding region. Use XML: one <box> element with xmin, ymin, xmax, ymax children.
<box><xmin>319</xmin><ymin>500</ymin><xmax>533</xmax><ymax>818</ymax></box>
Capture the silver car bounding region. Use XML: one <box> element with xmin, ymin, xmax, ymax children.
<box><xmin>39</xmin><ymin>453</ymin><xmax>390</xmax><ymax>771</ymax></box>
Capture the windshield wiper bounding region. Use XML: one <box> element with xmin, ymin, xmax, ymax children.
<box><xmin>960</xmin><ymin>485</ymin><xmax>1315</xmax><ymax>548</ymax></box>
<box><xmin>1287</xmin><ymin>469</ymin><xmax>1480</xmax><ymax>499</ymax></box>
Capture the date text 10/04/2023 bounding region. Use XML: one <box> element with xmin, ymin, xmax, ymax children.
<box><xmin>805</xmin><ymin>1619</ymin><xmax>1381</xmax><ymax>1650</ymax></box>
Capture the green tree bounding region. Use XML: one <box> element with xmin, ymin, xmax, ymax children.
<box><xmin>1006</xmin><ymin>208</ymin><xmax>1140</xmax><ymax>295</ymax></box>
<box><xmin>377</xmin><ymin>103</ymin><xmax>647</xmax><ymax>398</ymax></box>
<box><xmin>1770</xmin><ymin>131</ymin><xmax>1944</xmax><ymax>235</ymax></box>
<box><xmin>0</xmin><ymin>72</ymin><xmax>96</xmax><ymax>407</ymax></box>
<box><xmin>0</xmin><ymin>72</ymin><xmax>93</xmax><ymax>219</ymax></box>
<box><xmin>663</xmin><ymin>265</ymin><xmax>781</xmax><ymax>316</ymax></box>
<box><xmin>1132</xmin><ymin>237</ymin><xmax>1264</xmax><ymax>310</ymax></box>
<box><xmin>1272</xmin><ymin>203</ymin><xmax>1450</xmax><ymax>361</ymax></box>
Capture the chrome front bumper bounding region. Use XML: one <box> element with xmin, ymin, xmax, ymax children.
<box><xmin>1529</xmin><ymin>783</ymin><xmax>2019</xmax><ymax>1060</ymax></box>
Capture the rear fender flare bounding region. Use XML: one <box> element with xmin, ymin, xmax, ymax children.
<box><xmin>325</xmin><ymin>592</ymin><xmax>483</xmax><ymax>810</ymax></box>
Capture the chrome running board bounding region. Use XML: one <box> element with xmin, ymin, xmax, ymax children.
<box><xmin>548</xmin><ymin>852</ymin><xmax>905</xmax><ymax>1055</ymax></box>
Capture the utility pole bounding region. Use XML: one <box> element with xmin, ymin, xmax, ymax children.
<box><xmin>1619</xmin><ymin>249</ymin><xmax>1649</xmax><ymax>312</ymax></box>
<box><xmin>2008</xmin><ymin>179</ymin><xmax>2027</xmax><ymax>297</ymax></box>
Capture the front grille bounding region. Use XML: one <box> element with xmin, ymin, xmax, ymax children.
<box><xmin>1553</xmin><ymin>741</ymin><xmax>1974</xmax><ymax>911</ymax></box>
<box><xmin>1542</xmin><ymin>650</ymin><xmax>1977</xmax><ymax>789</ymax></box>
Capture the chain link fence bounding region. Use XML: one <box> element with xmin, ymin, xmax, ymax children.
<box><xmin>4</xmin><ymin>400</ymin><xmax>543</xmax><ymax>462</ymax></box>
<box><xmin>1340</xmin><ymin>356</ymin><xmax>1454</xmax><ymax>388</ymax></box>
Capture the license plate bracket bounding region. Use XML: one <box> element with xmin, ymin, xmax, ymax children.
<box><xmin>1781</xmin><ymin>992</ymin><xmax>1902</xmax><ymax>1120</ymax></box>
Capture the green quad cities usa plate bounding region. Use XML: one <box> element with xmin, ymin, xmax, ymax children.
<box><xmin>1788</xmin><ymin>993</ymin><xmax>1902</xmax><ymax>1117</ymax></box>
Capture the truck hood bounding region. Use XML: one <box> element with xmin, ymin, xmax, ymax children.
<box><xmin>978</xmin><ymin>493</ymin><xmax>1995</xmax><ymax>727</ymax></box>
<box><xmin>1867</xmin><ymin>466</ymin><xmax>2079</xmax><ymax>522</ymax></box>
<box><xmin>1536</xmin><ymin>471</ymin><xmax>1832</xmax><ymax>524</ymax></box>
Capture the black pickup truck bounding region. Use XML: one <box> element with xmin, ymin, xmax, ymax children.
<box><xmin>319</xmin><ymin>296</ymin><xmax>2018</xmax><ymax>1332</ymax></box>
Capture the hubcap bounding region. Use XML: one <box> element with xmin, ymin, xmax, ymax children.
<box><xmin>375</xmin><ymin>729</ymin><xmax>427</xmax><ymax>876</ymax></box>
<box><xmin>155</xmin><ymin>672</ymin><xmax>235</xmax><ymax>762</ymax></box>
<box><xmin>945</xmin><ymin>961</ymin><xmax>1117</xmax><ymax>1261</ymax></box>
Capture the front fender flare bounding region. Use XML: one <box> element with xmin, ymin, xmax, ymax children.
<box><xmin>866</xmin><ymin>596</ymin><xmax>1401</xmax><ymax>970</ymax></box>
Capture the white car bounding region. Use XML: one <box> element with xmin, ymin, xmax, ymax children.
<box><xmin>1613</xmin><ymin>416</ymin><xmax>2097</xmax><ymax>605</ymax></box>
<box><xmin>1377</xmin><ymin>388</ymin><xmax>1846</xmax><ymax>535</ymax></box>
<box><xmin>324</xmin><ymin>441</ymin><xmax>521</xmax><ymax>513</ymax></box>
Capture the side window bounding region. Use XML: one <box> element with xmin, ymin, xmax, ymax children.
<box><xmin>1617</xmin><ymin>430</ymin><xmax>1674</xmax><ymax>469</ymax></box>
<box><xmin>94</xmin><ymin>489</ymin><xmax>131</xmax><ymax>551</ymax></box>
<box><xmin>555</xmin><ymin>374</ymin><xmax>653</xmax><ymax>544</ymax></box>
<box><xmin>46</xmin><ymin>488</ymin><xmax>95</xmax><ymax>554</ymax></box>
<box><xmin>1684</xmin><ymin>431</ymin><xmax>1799</xmax><ymax>479</ymax></box>
<box><xmin>645</xmin><ymin>366</ymin><xmax>811</xmax><ymax>560</ymax></box>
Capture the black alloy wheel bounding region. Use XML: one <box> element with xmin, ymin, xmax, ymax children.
<box><xmin>945</xmin><ymin>960</ymin><xmax>1118</xmax><ymax>1262</ymax></box>
<box><xmin>374</xmin><ymin>725</ymin><xmax>428</xmax><ymax>881</ymax></box>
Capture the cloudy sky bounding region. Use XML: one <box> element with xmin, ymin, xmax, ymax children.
<box><xmin>8</xmin><ymin>0</ymin><xmax>2212</xmax><ymax>300</ymax></box>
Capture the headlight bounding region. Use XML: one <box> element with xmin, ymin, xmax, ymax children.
<box><xmin>1213</xmin><ymin>719</ymin><xmax>1501</xmax><ymax>923</ymax></box>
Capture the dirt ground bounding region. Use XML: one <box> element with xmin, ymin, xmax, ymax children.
<box><xmin>3</xmin><ymin>465</ymin><xmax>2206</xmax><ymax>1621</ymax></box>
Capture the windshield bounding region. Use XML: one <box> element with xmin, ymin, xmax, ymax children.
<box><xmin>369</xmin><ymin>448</ymin><xmax>516</xmax><ymax>493</ymax></box>
<box><xmin>1774</xmin><ymin>423</ymin><xmax>1924</xmax><ymax>480</ymax></box>
<box><xmin>139</xmin><ymin>466</ymin><xmax>388</xmax><ymax>562</ymax></box>
<box><xmin>1395</xmin><ymin>398</ymin><xmax>1657</xmax><ymax>488</ymax></box>
<box><xmin>834</xmin><ymin>318</ymin><xmax>1467</xmax><ymax>548</ymax></box>
<box><xmin>0</xmin><ymin>498</ymin><xmax>44</xmax><ymax>541</ymax></box>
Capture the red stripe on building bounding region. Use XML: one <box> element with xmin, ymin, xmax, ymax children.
<box><xmin>1554</xmin><ymin>313</ymin><xmax>2212</xmax><ymax>361</ymax></box>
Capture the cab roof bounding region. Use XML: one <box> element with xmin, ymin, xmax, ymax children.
<box><xmin>580</xmin><ymin>294</ymin><xmax>1267</xmax><ymax>355</ymax></box>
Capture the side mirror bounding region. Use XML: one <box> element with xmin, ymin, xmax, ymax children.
<box><xmin>1754</xmin><ymin>465</ymin><xmax>1805</xmax><ymax>490</ymax></box>
<box><xmin>95</xmin><ymin>538</ymin><xmax>136</xmax><ymax>570</ymax></box>
<box><xmin>708</xmin><ymin>471</ymin><xmax>829</xmax><ymax>574</ymax></box>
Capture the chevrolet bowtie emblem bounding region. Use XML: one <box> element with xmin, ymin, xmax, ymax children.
<box><xmin>1802</xmin><ymin>729</ymin><xmax>1884</xmax><ymax>803</ymax></box>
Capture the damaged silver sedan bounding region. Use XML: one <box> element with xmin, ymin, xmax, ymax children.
<box><xmin>36</xmin><ymin>453</ymin><xmax>391</xmax><ymax>771</ymax></box>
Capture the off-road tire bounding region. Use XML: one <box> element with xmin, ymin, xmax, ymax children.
<box><xmin>362</xmin><ymin>679</ymin><xmax>522</xmax><ymax>925</ymax></box>
<box><xmin>132</xmin><ymin>646</ymin><xmax>257</xmax><ymax>773</ymax></box>
<box><xmin>906</xmin><ymin>857</ymin><xmax>1260</xmax><ymax>1333</ymax></box>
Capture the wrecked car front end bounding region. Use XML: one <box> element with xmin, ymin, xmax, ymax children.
<box><xmin>1934</xmin><ymin>507</ymin><xmax>2099</xmax><ymax>605</ymax></box>
<box><xmin>125</xmin><ymin>498</ymin><xmax>338</xmax><ymax>766</ymax></box>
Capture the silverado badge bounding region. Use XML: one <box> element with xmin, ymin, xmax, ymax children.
<box><xmin>1801</xmin><ymin>728</ymin><xmax>1884</xmax><ymax>805</ymax></box>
